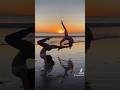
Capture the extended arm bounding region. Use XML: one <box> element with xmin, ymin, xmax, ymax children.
<box><xmin>37</xmin><ymin>37</ymin><xmax>52</xmax><ymax>48</ymax></box>
<box><xmin>46</xmin><ymin>44</ymin><xmax>69</xmax><ymax>50</ymax></box>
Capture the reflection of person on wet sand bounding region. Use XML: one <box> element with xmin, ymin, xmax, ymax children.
<box><xmin>5</xmin><ymin>27</ymin><xmax>35</xmax><ymax>90</ymax></box>
<box><xmin>57</xmin><ymin>57</ymin><xmax>74</xmax><ymax>83</ymax></box>
<box><xmin>58</xmin><ymin>57</ymin><xmax>73</xmax><ymax>74</ymax></box>
<box><xmin>60</xmin><ymin>20</ymin><xmax>74</xmax><ymax>48</ymax></box>
<box><xmin>37</xmin><ymin>37</ymin><xmax>69</xmax><ymax>65</ymax></box>
<box><xmin>40</xmin><ymin>62</ymin><xmax>55</xmax><ymax>90</ymax></box>
<box><xmin>41</xmin><ymin>57</ymin><xmax>74</xmax><ymax>84</ymax></box>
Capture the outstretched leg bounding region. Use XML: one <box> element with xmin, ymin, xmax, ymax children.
<box><xmin>61</xmin><ymin>20</ymin><xmax>74</xmax><ymax>48</ymax></box>
<box><xmin>61</xmin><ymin>20</ymin><xmax>68</xmax><ymax>37</ymax></box>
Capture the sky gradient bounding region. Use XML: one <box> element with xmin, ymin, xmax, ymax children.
<box><xmin>0</xmin><ymin>0</ymin><xmax>120</xmax><ymax>17</ymax></box>
<box><xmin>86</xmin><ymin>0</ymin><xmax>120</xmax><ymax>16</ymax></box>
<box><xmin>0</xmin><ymin>0</ymin><xmax>34</xmax><ymax>16</ymax></box>
<box><xmin>35</xmin><ymin>0</ymin><xmax>85</xmax><ymax>33</ymax></box>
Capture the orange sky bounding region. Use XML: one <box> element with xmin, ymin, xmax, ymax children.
<box><xmin>35</xmin><ymin>19</ymin><xmax>85</xmax><ymax>33</ymax></box>
<box><xmin>0</xmin><ymin>0</ymin><xmax>120</xmax><ymax>18</ymax></box>
<box><xmin>86</xmin><ymin>0</ymin><xmax>120</xmax><ymax>16</ymax></box>
<box><xmin>0</xmin><ymin>0</ymin><xmax>34</xmax><ymax>16</ymax></box>
<box><xmin>35</xmin><ymin>0</ymin><xmax>85</xmax><ymax>33</ymax></box>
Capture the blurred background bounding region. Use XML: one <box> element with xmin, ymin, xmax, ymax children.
<box><xmin>86</xmin><ymin>0</ymin><xmax>120</xmax><ymax>90</ymax></box>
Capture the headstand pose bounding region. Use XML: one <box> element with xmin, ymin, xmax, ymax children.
<box><xmin>5</xmin><ymin>27</ymin><xmax>35</xmax><ymax>90</ymax></box>
<box><xmin>37</xmin><ymin>37</ymin><xmax>68</xmax><ymax>65</ymax></box>
<box><xmin>60</xmin><ymin>20</ymin><xmax>74</xmax><ymax>48</ymax></box>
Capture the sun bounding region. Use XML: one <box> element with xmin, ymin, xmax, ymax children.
<box><xmin>58</xmin><ymin>29</ymin><xmax>64</xmax><ymax>34</ymax></box>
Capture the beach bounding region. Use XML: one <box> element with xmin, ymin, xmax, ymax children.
<box><xmin>35</xmin><ymin>36</ymin><xmax>85</xmax><ymax>90</ymax></box>
<box><xmin>86</xmin><ymin>27</ymin><xmax>120</xmax><ymax>90</ymax></box>
<box><xmin>1</xmin><ymin>26</ymin><xmax>120</xmax><ymax>90</ymax></box>
<box><xmin>0</xmin><ymin>44</ymin><xmax>23</xmax><ymax>90</ymax></box>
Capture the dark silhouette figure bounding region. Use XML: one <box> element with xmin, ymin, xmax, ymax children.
<box><xmin>85</xmin><ymin>24</ymin><xmax>93</xmax><ymax>52</ymax></box>
<box><xmin>5</xmin><ymin>27</ymin><xmax>35</xmax><ymax>90</ymax></box>
<box><xmin>60</xmin><ymin>20</ymin><xmax>74</xmax><ymax>48</ymax></box>
<box><xmin>37</xmin><ymin>37</ymin><xmax>68</xmax><ymax>65</ymax></box>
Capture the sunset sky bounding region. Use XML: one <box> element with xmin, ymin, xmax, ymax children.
<box><xmin>35</xmin><ymin>0</ymin><xmax>85</xmax><ymax>33</ymax></box>
<box><xmin>0</xmin><ymin>0</ymin><xmax>34</xmax><ymax>16</ymax></box>
<box><xmin>0</xmin><ymin>0</ymin><xmax>119</xmax><ymax>17</ymax></box>
<box><xmin>0</xmin><ymin>0</ymin><xmax>120</xmax><ymax>31</ymax></box>
<box><xmin>86</xmin><ymin>0</ymin><xmax>120</xmax><ymax>16</ymax></box>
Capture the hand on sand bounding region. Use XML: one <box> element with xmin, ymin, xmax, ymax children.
<box><xmin>46</xmin><ymin>36</ymin><xmax>52</xmax><ymax>40</ymax></box>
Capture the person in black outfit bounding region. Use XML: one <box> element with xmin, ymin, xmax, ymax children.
<box><xmin>5</xmin><ymin>27</ymin><xmax>35</xmax><ymax>90</ymax></box>
<box><xmin>37</xmin><ymin>37</ymin><xmax>69</xmax><ymax>65</ymax></box>
<box><xmin>60</xmin><ymin>20</ymin><xmax>74</xmax><ymax>48</ymax></box>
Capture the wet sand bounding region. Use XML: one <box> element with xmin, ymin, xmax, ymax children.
<box><xmin>35</xmin><ymin>42</ymin><xmax>85</xmax><ymax>90</ymax></box>
<box><xmin>0</xmin><ymin>45</ymin><xmax>23</xmax><ymax>90</ymax></box>
<box><xmin>86</xmin><ymin>27</ymin><xmax>120</xmax><ymax>90</ymax></box>
<box><xmin>0</xmin><ymin>28</ymin><xmax>34</xmax><ymax>90</ymax></box>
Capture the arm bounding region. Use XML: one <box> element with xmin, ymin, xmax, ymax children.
<box><xmin>37</xmin><ymin>37</ymin><xmax>51</xmax><ymax>45</ymax></box>
<box><xmin>43</xmin><ymin>44</ymin><xmax>69</xmax><ymax>50</ymax></box>
<box><xmin>37</xmin><ymin>37</ymin><xmax>52</xmax><ymax>48</ymax></box>
<box><xmin>60</xmin><ymin>38</ymin><xmax>66</xmax><ymax>46</ymax></box>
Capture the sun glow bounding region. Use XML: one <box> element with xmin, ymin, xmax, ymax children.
<box><xmin>58</xmin><ymin>29</ymin><xmax>64</xmax><ymax>34</ymax></box>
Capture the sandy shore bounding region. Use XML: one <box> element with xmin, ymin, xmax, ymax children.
<box><xmin>35</xmin><ymin>42</ymin><xmax>85</xmax><ymax>90</ymax></box>
<box><xmin>0</xmin><ymin>45</ymin><xmax>24</xmax><ymax>90</ymax></box>
<box><xmin>86</xmin><ymin>38</ymin><xmax>120</xmax><ymax>90</ymax></box>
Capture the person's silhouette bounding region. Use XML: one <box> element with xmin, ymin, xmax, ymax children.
<box><xmin>60</xmin><ymin>20</ymin><xmax>74</xmax><ymax>48</ymax></box>
<box><xmin>85</xmin><ymin>24</ymin><xmax>93</xmax><ymax>52</ymax></box>
<box><xmin>37</xmin><ymin>37</ymin><xmax>68</xmax><ymax>65</ymax></box>
<box><xmin>5</xmin><ymin>27</ymin><xmax>35</xmax><ymax>90</ymax></box>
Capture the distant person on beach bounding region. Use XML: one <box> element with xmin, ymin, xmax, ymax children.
<box><xmin>60</xmin><ymin>20</ymin><xmax>74</xmax><ymax>48</ymax></box>
<box><xmin>85</xmin><ymin>24</ymin><xmax>93</xmax><ymax>52</ymax></box>
<box><xmin>5</xmin><ymin>27</ymin><xmax>35</xmax><ymax>90</ymax></box>
<box><xmin>37</xmin><ymin>37</ymin><xmax>69</xmax><ymax>65</ymax></box>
